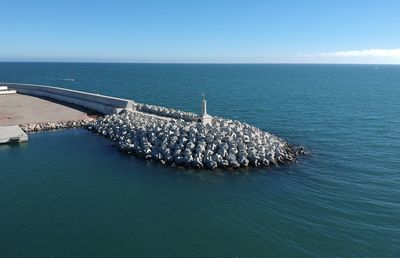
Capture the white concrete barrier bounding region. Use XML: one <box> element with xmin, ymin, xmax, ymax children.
<box><xmin>0</xmin><ymin>82</ymin><xmax>134</xmax><ymax>114</ymax></box>
<box><xmin>0</xmin><ymin>90</ymin><xmax>17</xmax><ymax>95</ymax></box>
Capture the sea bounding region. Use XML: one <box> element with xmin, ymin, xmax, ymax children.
<box><xmin>0</xmin><ymin>63</ymin><xmax>399</xmax><ymax>257</ymax></box>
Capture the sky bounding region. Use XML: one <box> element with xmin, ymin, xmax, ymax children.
<box><xmin>0</xmin><ymin>0</ymin><xmax>399</xmax><ymax>64</ymax></box>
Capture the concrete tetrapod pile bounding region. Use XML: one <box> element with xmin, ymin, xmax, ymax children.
<box><xmin>87</xmin><ymin>109</ymin><xmax>301</xmax><ymax>169</ymax></box>
<box><xmin>135</xmin><ymin>102</ymin><xmax>198</xmax><ymax>121</ymax></box>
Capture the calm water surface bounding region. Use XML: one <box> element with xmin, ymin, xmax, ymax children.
<box><xmin>0</xmin><ymin>63</ymin><xmax>399</xmax><ymax>257</ymax></box>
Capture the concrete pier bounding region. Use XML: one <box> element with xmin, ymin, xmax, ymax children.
<box><xmin>0</xmin><ymin>84</ymin><xmax>102</xmax><ymax>143</ymax></box>
<box><xmin>0</xmin><ymin>82</ymin><xmax>301</xmax><ymax>167</ymax></box>
<box><xmin>0</xmin><ymin>125</ymin><xmax>28</xmax><ymax>144</ymax></box>
<box><xmin>0</xmin><ymin>83</ymin><xmax>134</xmax><ymax>114</ymax></box>
<box><xmin>0</xmin><ymin>93</ymin><xmax>94</xmax><ymax>126</ymax></box>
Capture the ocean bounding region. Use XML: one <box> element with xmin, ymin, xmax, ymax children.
<box><xmin>0</xmin><ymin>63</ymin><xmax>399</xmax><ymax>257</ymax></box>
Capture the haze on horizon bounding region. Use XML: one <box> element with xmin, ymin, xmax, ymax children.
<box><xmin>1</xmin><ymin>0</ymin><xmax>399</xmax><ymax>64</ymax></box>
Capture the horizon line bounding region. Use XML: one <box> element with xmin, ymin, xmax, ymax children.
<box><xmin>0</xmin><ymin>61</ymin><xmax>399</xmax><ymax>66</ymax></box>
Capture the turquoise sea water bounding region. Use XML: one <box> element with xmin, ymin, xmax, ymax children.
<box><xmin>0</xmin><ymin>63</ymin><xmax>399</xmax><ymax>257</ymax></box>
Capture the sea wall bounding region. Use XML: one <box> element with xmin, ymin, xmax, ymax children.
<box><xmin>0</xmin><ymin>82</ymin><xmax>134</xmax><ymax>114</ymax></box>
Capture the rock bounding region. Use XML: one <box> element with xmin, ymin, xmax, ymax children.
<box><xmin>20</xmin><ymin>119</ymin><xmax>90</xmax><ymax>133</ymax></box>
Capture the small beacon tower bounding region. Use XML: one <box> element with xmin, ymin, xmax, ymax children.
<box><xmin>199</xmin><ymin>94</ymin><xmax>212</xmax><ymax>126</ymax></box>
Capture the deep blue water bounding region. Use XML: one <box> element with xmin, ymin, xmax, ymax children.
<box><xmin>0</xmin><ymin>63</ymin><xmax>399</xmax><ymax>257</ymax></box>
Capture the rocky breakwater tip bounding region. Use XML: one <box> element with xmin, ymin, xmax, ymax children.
<box><xmin>86</xmin><ymin>109</ymin><xmax>303</xmax><ymax>170</ymax></box>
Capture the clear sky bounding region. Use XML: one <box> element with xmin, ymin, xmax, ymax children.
<box><xmin>1</xmin><ymin>0</ymin><xmax>399</xmax><ymax>63</ymax></box>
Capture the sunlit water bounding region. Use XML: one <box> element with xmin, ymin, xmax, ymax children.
<box><xmin>0</xmin><ymin>63</ymin><xmax>399</xmax><ymax>257</ymax></box>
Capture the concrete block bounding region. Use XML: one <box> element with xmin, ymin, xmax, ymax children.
<box><xmin>0</xmin><ymin>90</ymin><xmax>17</xmax><ymax>95</ymax></box>
<box><xmin>0</xmin><ymin>125</ymin><xmax>28</xmax><ymax>144</ymax></box>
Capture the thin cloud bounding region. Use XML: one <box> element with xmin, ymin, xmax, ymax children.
<box><xmin>319</xmin><ymin>48</ymin><xmax>400</xmax><ymax>58</ymax></box>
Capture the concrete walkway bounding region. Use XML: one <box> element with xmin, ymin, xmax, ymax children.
<box><xmin>0</xmin><ymin>94</ymin><xmax>94</xmax><ymax>126</ymax></box>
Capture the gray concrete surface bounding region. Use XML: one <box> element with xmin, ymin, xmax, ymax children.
<box><xmin>0</xmin><ymin>94</ymin><xmax>93</xmax><ymax>126</ymax></box>
<box><xmin>0</xmin><ymin>125</ymin><xmax>28</xmax><ymax>144</ymax></box>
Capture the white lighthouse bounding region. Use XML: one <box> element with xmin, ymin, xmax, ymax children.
<box><xmin>199</xmin><ymin>94</ymin><xmax>212</xmax><ymax>126</ymax></box>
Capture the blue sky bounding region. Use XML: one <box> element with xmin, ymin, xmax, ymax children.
<box><xmin>1</xmin><ymin>0</ymin><xmax>399</xmax><ymax>63</ymax></box>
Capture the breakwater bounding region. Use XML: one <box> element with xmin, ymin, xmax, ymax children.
<box><xmin>3</xmin><ymin>82</ymin><xmax>302</xmax><ymax>169</ymax></box>
<box><xmin>87</xmin><ymin>110</ymin><xmax>300</xmax><ymax>169</ymax></box>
